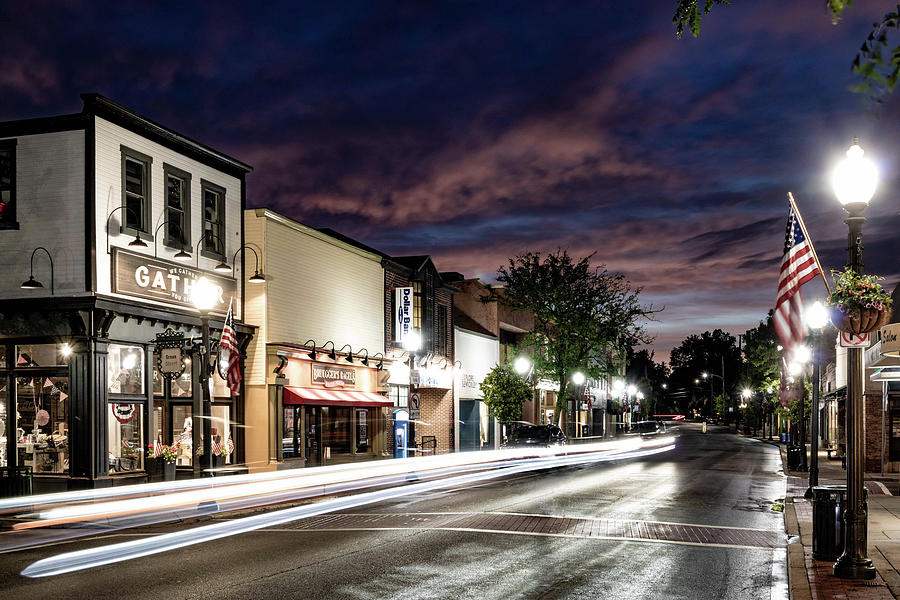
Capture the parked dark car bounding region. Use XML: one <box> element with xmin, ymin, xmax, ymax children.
<box><xmin>502</xmin><ymin>424</ymin><xmax>567</xmax><ymax>448</ymax></box>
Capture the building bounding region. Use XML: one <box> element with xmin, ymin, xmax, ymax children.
<box><xmin>242</xmin><ymin>209</ymin><xmax>390</xmax><ymax>471</ymax></box>
<box><xmin>0</xmin><ymin>95</ymin><xmax>254</xmax><ymax>492</ymax></box>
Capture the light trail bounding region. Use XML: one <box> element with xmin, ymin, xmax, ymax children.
<box><xmin>20</xmin><ymin>439</ymin><xmax>675</xmax><ymax>578</ymax></box>
<box><xmin>7</xmin><ymin>438</ymin><xmax>643</xmax><ymax>530</ymax></box>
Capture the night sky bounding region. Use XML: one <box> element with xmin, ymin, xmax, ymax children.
<box><xmin>3</xmin><ymin>1</ymin><xmax>899</xmax><ymax>362</ymax></box>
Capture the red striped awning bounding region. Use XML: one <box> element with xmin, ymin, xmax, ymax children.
<box><xmin>283</xmin><ymin>386</ymin><xmax>393</xmax><ymax>408</ymax></box>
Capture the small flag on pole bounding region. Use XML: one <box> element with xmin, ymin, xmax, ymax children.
<box><xmin>226</xmin><ymin>435</ymin><xmax>234</xmax><ymax>455</ymax></box>
<box><xmin>152</xmin><ymin>440</ymin><xmax>162</xmax><ymax>458</ymax></box>
<box><xmin>219</xmin><ymin>297</ymin><xmax>242</xmax><ymax>397</ymax></box>
<box><xmin>211</xmin><ymin>437</ymin><xmax>223</xmax><ymax>456</ymax></box>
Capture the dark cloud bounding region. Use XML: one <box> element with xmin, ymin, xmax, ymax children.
<box><xmin>0</xmin><ymin>0</ymin><xmax>898</xmax><ymax>363</ymax></box>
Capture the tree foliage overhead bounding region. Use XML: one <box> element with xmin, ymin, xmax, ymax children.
<box><xmin>625</xmin><ymin>347</ymin><xmax>670</xmax><ymax>416</ymax></box>
<box><xmin>673</xmin><ymin>1</ymin><xmax>900</xmax><ymax>100</ymax></box>
<box><xmin>495</xmin><ymin>249</ymin><xmax>655</xmax><ymax>423</ymax></box>
<box><xmin>479</xmin><ymin>364</ymin><xmax>531</xmax><ymax>425</ymax></box>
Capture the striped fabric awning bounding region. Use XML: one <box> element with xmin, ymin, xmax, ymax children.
<box><xmin>283</xmin><ymin>386</ymin><xmax>393</xmax><ymax>408</ymax></box>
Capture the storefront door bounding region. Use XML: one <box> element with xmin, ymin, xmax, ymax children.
<box><xmin>459</xmin><ymin>400</ymin><xmax>480</xmax><ymax>451</ymax></box>
<box><xmin>305</xmin><ymin>406</ymin><xmax>322</xmax><ymax>467</ymax></box>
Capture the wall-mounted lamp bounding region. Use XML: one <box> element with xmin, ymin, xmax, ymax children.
<box><xmin>303</xmin><ymin>339</ymin><xmax>317</xmax><ymax>361</ymax></box>
<box><xmin>356</xmin><ymin>348</ymin><xmax>369</xmax><ymax>366</ymax></box>
<box><xmin>339</xmin><ymin>344</ymin><xmax>354</xmax><ymax>363</ymax></box>
<box><xmin>231</xmin><ymin>245</ymin><xmax>265</xmax><ymax>283</ymax></box>
<box><xmin>195</xmin><ymin>231</ymin><xmax>230</xmax><ymax>272</ymax></box>
<box><xmin>153</xmin><ymin>219</ymin><xmax>191</xmax><ymax>261</ymax></box>
<box><xmin>321</xmin><ymin>341</ymin><xmax>337</xmax><ymax>361</ymax></box>
<box><xmin>21</xmin><ymin>246</ymin><xmax>55</xmax><ymax>294</ymax></box>
<box><xmin>372</xmin><ymin>352</ymin><xmax>384</xmax><ymax>370</ymax></box>
<box><xmin>106</xmin><ymin>206</ymin><xmax>148</xmax><ymax>254</ymax></box>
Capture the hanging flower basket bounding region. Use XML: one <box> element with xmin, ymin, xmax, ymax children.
<box><xmin>826</xmin><ymin>268</ymin><xmax>893</xmax><ymax>335</ymax></box>
<box><xmin>831</xmin><ymin>306</ymin><xmax>890</xmax><ymax>335</ymax></box>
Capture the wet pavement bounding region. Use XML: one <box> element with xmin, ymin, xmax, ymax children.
<box><xmin>0</xmin><ymin>423</ymin><xmax>788</xmax><ymax>599</ymax></box>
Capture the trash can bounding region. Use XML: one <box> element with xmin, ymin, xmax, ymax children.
<box><xmin>787</xmin><ymin>445</ymin><xmax>804</xmax><ymax>471</ymax></box>
<box><xmin>812</xmin><ymin>485</ymin><xmax>846</xmax><ymax>561</ymax></box>
<box><xmin>0</xmin><ymin>466</ymin><xmax>33</xmax><ymax>498</ymax></box>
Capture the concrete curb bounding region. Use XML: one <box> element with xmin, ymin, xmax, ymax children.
<box><xmin>784</xmin><ymin>501</ymin><xmax>811</xmax><ymax>600</ymax></box>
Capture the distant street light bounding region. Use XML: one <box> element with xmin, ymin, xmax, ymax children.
<box><xmin>572</xmin><ymin>372</ymin><xmax>585</xmax><ymax>386</ymax></box>
<box><xmin>514</xmin><ymin>356</ymin><xmax>531</xmax><ymax>375</ymax></box>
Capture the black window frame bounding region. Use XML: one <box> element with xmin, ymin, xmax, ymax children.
<box><xmin>436</xmin><ymin>304</ymin><xmax>448</xmax><ymax>357</ymax></box>
<box><xmin>0</xmin><ymin>139</ymin><xmax>17</xmax><ymax>230</ymax></box>
<box><xmin>200</xmin><ymin>179</ymin><xmax>226</xmax><ymax>259</ymax></box>
<box><xmin>120</xmin><ymin>145</ymin><xmax>153</xmax><ymax>240</ymax></box>
<box><xmin>162</xmin><ymin>163</ymin><xmax>192</xmax><ymax>250</ymax></box>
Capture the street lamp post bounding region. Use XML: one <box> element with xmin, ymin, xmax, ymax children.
<box><xmin>192</xmin><ymin>276</ymin><xmax>218</xmax><ymax>476</ymax></box>
<box><xmin>832</xmin><ymin>139</ymin><xmax>878</xmax><ymax>580</ymax></box>
<box><xmin>805</xmin><ymin>301</ymin><xmax>829</xmax><ymax>499</ymax></box>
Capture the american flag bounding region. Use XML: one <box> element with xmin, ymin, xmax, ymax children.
<box><xmin>219</xmin><ymin>297</ymin><xmax>242</xmax><ymax>397</ymax></box>
<box><xmin>211</xmin><ymin>437</ymin><xmax>223</xmax><ymax>456</ymax></box>
<box><xmin>774</xmin><ymin>207</ymin><xmax>821</xmax><ymax>350</ymax></box>
<box><xmin>226</xmin><ymin>435</ymin><xmax>234</xmax><ymax>455</ymax></box>
<box><xmin>152</xmin><ymin>440</ymin><xmax>162</xmax><ymax>458</ymax></box>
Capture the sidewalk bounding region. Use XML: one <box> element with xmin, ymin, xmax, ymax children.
<box><xmin>775</xmin><ymin>440</ymin><xmax>900</xmax><ymax>599</ymax></box>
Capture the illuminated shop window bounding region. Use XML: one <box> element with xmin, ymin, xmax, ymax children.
<box><xmin>108</xmin><ymin>345</ymin><xmax>145</xmax><ymax>395</ymax></box>
<box><xmin>108</xmin><ymin>403</ymin><xmax>143</xmax><ymax>473</ymax></box>
<box><xmin>16</xmin><ymin>376</ymin><xmax>69</xmax><ymax>474</ymax></box>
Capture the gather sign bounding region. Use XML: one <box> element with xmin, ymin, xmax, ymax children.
<box><xmin>112</xmin><ymin>248</ymin><xmax>235</xmax><ymax>314</ymax></box>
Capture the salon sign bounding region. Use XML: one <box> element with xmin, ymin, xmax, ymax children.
<box><xmin>112</xmin><ymin>248</ymin><xmax>235</xmax><ymax>314</ymax></box>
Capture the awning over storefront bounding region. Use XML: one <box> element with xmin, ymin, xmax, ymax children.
<box><xmin>283</xmin><ymin>386</ymin><xmax>393</xmax><ymax>407</ymax></box>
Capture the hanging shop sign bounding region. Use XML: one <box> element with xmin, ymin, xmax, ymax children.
<box><xmin>112</xmin><ymin>248</ymin><xmax>235</xmax><ymax>314</ymax></box>
<box><xmin>155</xmin><ymin>328</ymin><xmax>188</xmax><ymax>380</ymax></box>
<box><xmin>311</xmin><ymin>364</ymin><xmax>357</xmax><ymax>388</ymax></box>
<box><xmin>880</xmin><ymin>324</ymin><xmax>900</xmax><ymax>356</ymax></box>
<box><xmin>112</xmin><ymin>403</ymin><xmax>137</xmax><ymax>423</ymax></box>
<box><xmin>394</xmin><ymin>287</ymin><xmax>413</xmax><ymax>345</ymax></box>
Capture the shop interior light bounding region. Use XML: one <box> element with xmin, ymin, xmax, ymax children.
<box><xmin>122</xmin><ymin>353</ymin><xmax>137</xmax><ymax>370</ymax></box>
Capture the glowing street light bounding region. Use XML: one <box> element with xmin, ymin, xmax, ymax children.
<box><xmin>514</xmin><ymin>356</ymin><xmax>531</xmax><ymax>375</ymax></box>
<box><xmin>572</xmin><ymin>372</ymin><xmax>585</xmax><ymax>386</ymax></box>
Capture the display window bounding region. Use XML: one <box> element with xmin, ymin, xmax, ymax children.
<box><xmin>0</xmin><ymin>382</ymin><xmax>7</xmax><ymax>468</ymax></box>
<box><xmin>172</xmin><ymin>404</ymin><xmax>193</xmax><ymax>467</ymax></box>
<box><xmin>322</xmin><ymin>406</ymin><xmax>351</xmax><ymax>454</ymax></box>
<box><xmin>16</xmin><ymin>376</ymin><xmax>68</xmax><ymax>474</ymax></box>
<box><xmin>16</xmin><ymin>343</ymin><xmax>70</xmax><ymax>368</ymax></box>
<box><xmin>108</xmin><ymin>403</ymin><xmax>143</xmax><ymax>473</ymax></box>
<box><xmin>108</xmin><ymin>345</ymin><xmax>145</xmax><ymax>395</ymax></box>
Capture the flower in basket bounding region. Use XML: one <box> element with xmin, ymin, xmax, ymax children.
<box><xmin>826</xmin><ymin>267</ymin><xmax>893</xmax><ymax>334</ymax></box>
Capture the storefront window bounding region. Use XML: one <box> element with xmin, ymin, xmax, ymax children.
<box><xmin>153</xmin><ymin>367</ymin><xmax>163</xmax><ymax>397</ymax></box>
<box><xmin>0</xmin><ymin>383</ymin><xmax>7</xmax><ymax>468</ymax></box>
<box><xmin>389</xmin><ymin>385</ymin><xmax>409</xmax><ymax>408</ymax></box>
<box><xmin>0</xmin><ymin>344</ymin><xmax>7</xmax><ymax>368</ymax></box>
<box><xmin>283</xmin><ymin>406</ymin><xmax>300</xmax><ymax>459</ymax></box>
<box><xmin>171</xmin><ymin>371</ymin><xmax>192</xmax><ymax>397</ymax></box>
<box><xmin>151</xmin><ymin>402</ymin><xmax>165</xmax><ymax>444</ymax></box>
<box><xmin>16</xmin><ymin>344</ymin><xmax>70</xmax><ymax>368</ymax></box>
<box><xmin>16</xmin><ymin>376</ymin><xmax>68</xmax><ymax>474</ymax></box>
<box><xmin>212</xmin><ymin>404</ymin><xmax>232</xmax><ymax>464</ymax></box>
<box><xmin>108</xmin><ymin>345</ymin><xmax>145</xmax><ymax>395</ymax></box>
<box><xmin>108</xmin><ymin>403</ymin><xmax>143</xmax><ymax>473</ymax></box>
<box><xmin>172</xmin><ymin>405</ymin><xmax>193</xmax><ymax>466</ymax></box>
<box><xmin>322</xmin><ymin>406</ymin><xmax>351</xmax><ymax>454</ymax></box>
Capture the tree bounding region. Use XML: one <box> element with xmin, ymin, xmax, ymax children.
<box><xmin>479</xmin><ymin>364</ymin><xmax>531</xmax><ymax>424</ymax></box>
<box><xmin>673</xmin><ymin>1</ymin><xmax>900</xmax><ymax>100</ymax></box>
<box><xmin>494</xmin><ymin>249</ymin><xmax>654</xmax><ymax>429</ymax></box>
<box><xmin>668</xmin><ymin>329</ymin><xmax>743</xmax><ymax>419</ymax></box>
<box><xmin>742</xmin><ymin>312</ymin><xmax>780</xmax><ymax>393</ymax></box>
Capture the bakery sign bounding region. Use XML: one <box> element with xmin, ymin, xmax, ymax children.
<box><xmin>112</xmin><ymin>248</ymin><xmax>235</xmax><ymax>314</ymax></box>
<box><xmin>311</xmin><ymin>364</ymin><xmax>357</xmax><ymax>388</ymax></box>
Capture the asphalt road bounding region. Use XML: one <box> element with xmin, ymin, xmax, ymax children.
<box><xmin>0</xmin><ymin>424</ymin><xmax>788</xmax><ymax>600</ymax></box>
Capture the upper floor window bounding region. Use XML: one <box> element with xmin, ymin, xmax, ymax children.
<box><xmin>436</xmin><ymin>304</ymin><xmax>448</xmax><ymax>356</ymax></box>
<box><xmin>120</xmin><ymin>146</ymin><xmax>152</xmax><ymax>236</ymax></box>
<box><xmin>0</xmin><ymin>140</ymin><xmax>16</xmax><ymax>229</ymax></box>
<box><xmin>412</xmin><ymin>280</ymin><xmax>423</xmax><ymax>333</ymax></box>
<box><xmin>201</xmin><ymin>180</ymin><xmax>225</xmax><ymax>257</ymax></box>
<box><xmin>163</xmin><ymin>164</ymin><xmax>191</xmax><ymax>249</ymax></box>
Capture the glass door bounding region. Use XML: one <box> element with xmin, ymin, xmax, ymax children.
<box><xmin>15</xmin><ymin>375</ymin><xmax>69</xmax><ymax>474</ymax></box>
